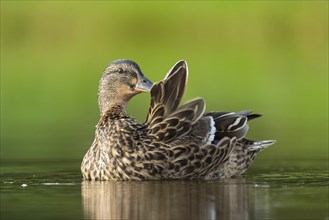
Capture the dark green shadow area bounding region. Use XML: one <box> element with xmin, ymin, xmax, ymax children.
<box><xmin>1</xmin><ymin>160</ymin><xmax>328</xmax><ymax>220</ymax></box>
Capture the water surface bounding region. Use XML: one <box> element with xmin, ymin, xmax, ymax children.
<box><xmin>1</xmin><ymin>160</ymin><xmax>328</xmax><ymax>220</ymax></box>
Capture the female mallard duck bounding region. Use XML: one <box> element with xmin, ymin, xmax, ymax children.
<box><xmin>81</xmin><ymin>59</ymin><xmax>275</xmax><ymax>181</ymax></box>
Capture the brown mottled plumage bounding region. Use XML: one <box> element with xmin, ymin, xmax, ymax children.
<box><xmin>81</xmin><ymin>59</ymin><xmax>275</xmax><ymax>181</ymax></box>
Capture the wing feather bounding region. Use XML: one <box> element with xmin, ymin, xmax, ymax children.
<box><xmin>145</xmin><ymin>61</ymin><xmax>207</xmax><ymax>143</ymax></box>
<box><xmin>205</xmin><ymin>110</ymin><xmax>261</xmax><ymax>140</ymax></box>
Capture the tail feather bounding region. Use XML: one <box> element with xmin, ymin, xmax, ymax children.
<box><xmin>249</xmin><ymin>140</ymin><xmax>276</xmax><ymax>151</ymax></box>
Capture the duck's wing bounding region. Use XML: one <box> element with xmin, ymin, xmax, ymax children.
<box><xmin>204</xmin><ymin>110</ymin><xmax>261</xmax><ymax>141</ymax></box>
<box><xmin>145</xmin><ymin>61</ymin><xmax>205</xmax><ymax>143</ymax></box>
<box><xmin>166</xmin><ymin>136</ymin><xmax>237</xmax><ymax>179</ymax></box>
<box><xmin>145</xmin><ymin>60</ymin><xmax>187</xmax><ymax>123</ymax></box>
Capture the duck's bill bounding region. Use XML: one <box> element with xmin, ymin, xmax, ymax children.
<box><xmin>134</xmin><ymin>76</ymin><xmax>153</xmax><ymax>92</ymax></box>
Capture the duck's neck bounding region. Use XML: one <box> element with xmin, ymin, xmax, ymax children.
<box><xmin>98</xmin><ymin>92</ymin><xmax>128</xmax><ymax>118</ymax></box>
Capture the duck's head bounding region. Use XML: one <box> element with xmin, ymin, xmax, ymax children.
<box><xmin>98</xmin><ymin>59</ymin><xmax>153</xmax><ymax>116</ymax></box>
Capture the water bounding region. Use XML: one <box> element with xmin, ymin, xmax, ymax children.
<box><xmin>1</xmin><ymin>160</ymin><xmax>328</xmax><ymax>220</ymax></box>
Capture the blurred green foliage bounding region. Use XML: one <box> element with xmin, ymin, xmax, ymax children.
<box><xmin>1</xmin><ymin>1</ymin><xmax>328</xmax><ymax>161</ymax></box>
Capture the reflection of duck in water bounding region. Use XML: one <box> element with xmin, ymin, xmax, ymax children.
<box><xmin>81</xmin><ymin>179</ymin><xmax>253</xmax><ymax>220</ymax></box>
<box><xmin>81</xmin><ymin>59</ymin><xmax>275</xmax><ymax>181</ymax></box>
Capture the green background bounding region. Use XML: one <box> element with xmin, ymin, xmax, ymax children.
<box><xmin>1</xmin><ymin>1</ymin><xmax>328</xmax><ymax>161</ymax></box>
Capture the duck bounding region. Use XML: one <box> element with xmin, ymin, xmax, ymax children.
<box><xmin>81</xmin><ymin>59</ymin><xmax>275</xmax><ymax>181</ymax></box>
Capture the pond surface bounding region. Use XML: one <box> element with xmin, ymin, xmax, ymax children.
<box><xmin>1</xmin><ymin>160</ymin><xmax>328</xmax><ymax>220</ymax></box>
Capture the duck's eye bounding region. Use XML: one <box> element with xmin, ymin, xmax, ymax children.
<box><xmin>117</xmin><ymin>68</ymin><xmax>124</xmax><ymax>73</ymax></box>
